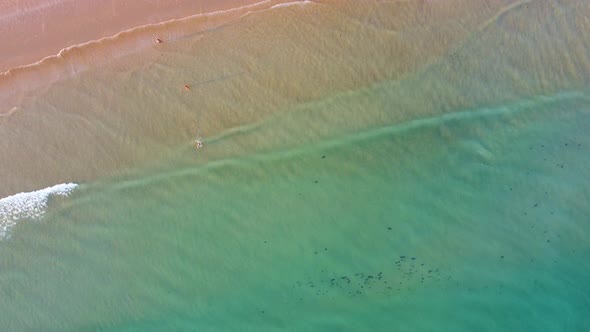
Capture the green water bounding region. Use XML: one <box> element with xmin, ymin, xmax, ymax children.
<box><xmin>1</xmin><ymin>88</ymin><xmax>590</xmax><ymax>331</ymax></box>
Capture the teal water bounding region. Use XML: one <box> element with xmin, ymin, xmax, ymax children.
<box><xmin>1</xmin><ymin>87</ymin><xmax>589</xmax><ymax>331</ymax></box>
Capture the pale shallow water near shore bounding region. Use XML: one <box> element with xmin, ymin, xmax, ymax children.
<box><xmin>1</xmin><ymin>0</ymin><xmax>590</xmax><ymax>331</ymax></box>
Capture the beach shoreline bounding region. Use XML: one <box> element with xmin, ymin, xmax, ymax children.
<box><xmin>0</xmin><ymin>0</ymin><xmax>307</xmax><ymax>111</ymax></box>
<box><xmin>0</xmin><ymin>0</ymin><xmax>277</xmax><ymax>73</ymax></box>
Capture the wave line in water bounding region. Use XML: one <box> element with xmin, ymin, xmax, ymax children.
<box><xmin>271</xmin><ymin>0</ymin><xmax>312</xmax><ymax>9</ymax></box>
<box><xmin>0</xmin><ymin>183</ymin><xmax>78</xmax><ymax>239</ymax></box>
<box><xmin>106</xmin><ymin>89</ymin><xmax>589</xmax><ymax>193</ymax></box>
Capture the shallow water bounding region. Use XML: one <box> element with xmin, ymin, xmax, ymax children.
<box><xmin>1</xmin><ymin>0</ymin><xmax>590</xmax><ymax>331</ymax></box>
<box><xmin>2</xmin><ymin>86</ymin><xmax>590</xmax><ymax>331</ymax></box>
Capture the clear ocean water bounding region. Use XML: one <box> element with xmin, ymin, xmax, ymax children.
<box><xmin>1</xmin><ymin>1</ymin><xmax>590</xmax><ymax>331</ymax></box>
<box><xmin>2</xmin><ymin>87</ymin><xmax>589</xmax><ymax>331</ymax></box>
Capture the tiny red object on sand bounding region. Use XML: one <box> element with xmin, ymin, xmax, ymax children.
<box><xmin>156</xmin><ymin>37</ymin><xmax>163</xmax><ymax>44</ymax></box>
<box><xmin>184</xmin><ymin>85</ymin><xmax>190</xmax><ymax>91</ymax></box>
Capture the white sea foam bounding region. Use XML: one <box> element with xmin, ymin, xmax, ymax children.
<box><xmin>0</xmin><ymin>183</ymin><xmax>78</xmax><ymax>239</ymax></box>
<box><xmin>271</xmin><ymin>1</ymin><xmax>311</xmax><ymax>9</ymax></box>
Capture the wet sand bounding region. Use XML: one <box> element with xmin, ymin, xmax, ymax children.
<box><xmin>0</xmin><ymin>0</ymin><xmax>266</xmax><ymax>72</ymax></box>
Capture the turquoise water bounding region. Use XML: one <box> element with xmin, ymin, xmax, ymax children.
<box><xmin>1</xmin><ymin>87</ymin><xmax>589</xmax><ymax>331</ymax></box>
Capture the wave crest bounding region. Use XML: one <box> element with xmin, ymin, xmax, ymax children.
<box><xmin>0</xmin><ymin>183</ymin><xmax>78</xmax><ymax>239</ymax></box>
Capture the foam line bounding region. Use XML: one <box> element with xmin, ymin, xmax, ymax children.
<box><xmin>0</xmin><ymin>183</ymin><xmax>78</xmax><ymax>239</ymax></box>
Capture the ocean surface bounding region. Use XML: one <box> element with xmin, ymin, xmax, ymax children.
<box><xmin>1</xmin><ymin>0</ymin><xmax>590</xmax><ymax>331</ymax></box>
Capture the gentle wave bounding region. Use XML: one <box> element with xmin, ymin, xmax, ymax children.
<box><xmin>106</xmin><ymin>90</ymin><xmax>589</xmax><ymax>194</ymax></box>
<box><xmin>271</xmin><ymin>0</ymin><xmax>312</xmax><ymax>9</ymax></box>
<box><xmin>0</xmin><ymin>183</ymin><xmax>78</xmax><ymax>239</ymax></box>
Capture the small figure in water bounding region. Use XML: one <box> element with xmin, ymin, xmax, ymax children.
<box><xmin>194</xmin><ymin>133</ymin><xmax>203</xmax><ymax>150</ymax></box>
